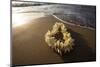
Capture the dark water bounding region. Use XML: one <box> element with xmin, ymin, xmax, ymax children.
<box><xmin>12</xmin><ymin>1</ymin><xmax>96</xmax><ymax>29</ymax></box>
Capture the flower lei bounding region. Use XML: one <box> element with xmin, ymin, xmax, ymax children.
<box><xmin>45</xmin><ymin>22</ymin><xmax>74</xmax><ymax>55</ymax></box>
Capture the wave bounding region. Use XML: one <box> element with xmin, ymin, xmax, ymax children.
<box><xmin>53</xmin><ymin>15</ymin><xmax>95</xmax><ymax>30</ymax></box>
<box><xmin>12</xmin><ymin>1</ymin><xmax>96</xmax><ymax>29</ymax></box>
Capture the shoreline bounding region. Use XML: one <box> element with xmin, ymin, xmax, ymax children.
<box><xmin>53</xmin><ymin>15</ymin><xmax>95</xmax><ymax>30</ymax></box>
<box><xmin>12</xmin><ymin>14</ymin><xmax>96</xmax><ymax>31</ymax></box>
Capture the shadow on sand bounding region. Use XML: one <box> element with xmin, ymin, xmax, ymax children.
<box><xmin>61</xmin><ymin>28</ymin><xmax>96</xmax><ymax>63</ymax></box>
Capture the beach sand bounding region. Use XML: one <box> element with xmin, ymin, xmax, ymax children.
<box><xmin>12</xmin><ymin>15</ymin><xmax>96</xmax><ymax>66</ymax></box>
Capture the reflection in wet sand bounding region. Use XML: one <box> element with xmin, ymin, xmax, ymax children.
<box><xmin>12</xmin><ymin>12</ymin><xmax>45</xmax><ymax>27</ymax></box>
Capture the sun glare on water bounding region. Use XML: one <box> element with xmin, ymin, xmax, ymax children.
<box><xmin>12</xmin><ymin>12</ymin><xmax>45</xmax><ymax>27</ymax></box>
<box><xmin>12</xmin><ymin>13</ymin><xmax>29</xmax><ymax>27</ymax></box>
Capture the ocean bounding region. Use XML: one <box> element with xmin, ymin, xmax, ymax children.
<box><xmin>12</xmin><ymin>1</ymin><xmax>96</xmax><ymax>29</ymax></box>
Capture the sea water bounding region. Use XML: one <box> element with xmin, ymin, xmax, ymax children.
<box><xmin>12</xmin><ymin>1</ymin><xmax>96</xmax><ymax>29</ymax></box>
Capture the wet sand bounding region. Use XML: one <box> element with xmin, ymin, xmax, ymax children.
<box><xmin>12</xmin><ymin>15</ymin><xmax>96</xmax><ymax>66</ymax></box>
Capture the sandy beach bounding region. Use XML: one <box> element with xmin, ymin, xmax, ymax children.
<box><xmin>12</xmin><ymin>15</ymin><xmax>96</xmax><ymax>66</ymax></box>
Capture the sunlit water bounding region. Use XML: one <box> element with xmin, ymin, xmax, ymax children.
<box><xmin>12</xmin><ymin>7</ymin><xmax>46</xmax><ymax>27</ymax></box>
<box><xmin>12</xmin><ymin>1</ymin><xmax>96</xmax><ymax>28</ymax></box>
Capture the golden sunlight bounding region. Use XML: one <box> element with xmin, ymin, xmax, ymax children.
<box><xmin>12</xmin><ymin>13</ymin><xmax>29</xmax><ymax>27</ymax></box>
<box><xmin>12</xmin><ymin>12</ymin><xmax>45</xmax><ymax>27</ymax></box>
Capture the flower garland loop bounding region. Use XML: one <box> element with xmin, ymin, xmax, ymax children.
<box><xmin>45</xmin><ymin>22</ymin><xmax>74</xmax><ymax>55</ymax></box>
